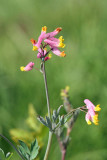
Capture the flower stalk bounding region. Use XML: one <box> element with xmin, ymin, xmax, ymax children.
<box><xmin>42</xmin><ymin>61</ymin><xmax>53</xmax><ymax>160</ymax></box>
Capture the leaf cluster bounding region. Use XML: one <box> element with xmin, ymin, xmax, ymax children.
<box><xmin>18</xmin><ymin>139</ymin><xmax>39</xmax><ymax>160</ymax></box>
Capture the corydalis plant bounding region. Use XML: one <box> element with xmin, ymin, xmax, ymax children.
<box><xmin>20</xmin><ymin>26</ymin><xmax>66</xmax><ymax>160</ymax></box>
<box><xmin>19</xmin><ymin>26</ymin><xmax>101</xmax><ymax>160</ymax></box>
<box><xmin>0</xmin><ymin>26</ymin><xmax>101</xmax><ymax>160</ymax></box>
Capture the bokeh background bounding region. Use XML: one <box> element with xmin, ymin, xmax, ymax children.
<box><xmin>0</xmin><ymin>0</ymin><xmax>107</xmax><ymax>159</ymax></box>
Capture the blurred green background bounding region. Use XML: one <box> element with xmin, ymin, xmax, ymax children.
<box><xmin>0</xmin><ymin>0</ymin><xmax>107</xmax><ymax>159</ymax></box>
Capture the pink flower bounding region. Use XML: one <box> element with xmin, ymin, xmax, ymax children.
<box><xmin>51</xmin><ymin>47</ymin><xmax>66</xmax><ymax>57</ymax></box>
<box><xmin>44</xmin><ymin>27</ymin><xmax>62</xmax><ymax>39</ymax></box>
<box><xmin>20</xmin><ymin>62</ymin><xmax>35</xmax><ymax>71</ymax></box>
<box><xmin>31</xmin><ymin>26</ymin><xmax>66</xmax><ymax>59</ymax></box>
<box><xmin>84</xmin><ymin>99</ymin><xmax>101</xmax><ymax>125</ymax></box>
<box><xmin>44</xmin><ymin>36</ymin><xmax>65</xmax><ymax>48</ymax></box>
<box><xmin>32</xmin><ymin>26</ymin><xmax>47</xmax><ymax>51</ymax></box>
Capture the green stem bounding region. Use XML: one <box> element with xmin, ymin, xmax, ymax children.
<box><xmin>43</xmin><ymin>131</ymin><xmax>52</xmax><ymax>160</ymax></box>
<box><xmin>42</xmin><ymin>62</ymin><xmax>53</xmax><ymax>160</ymax></box>
<box><xmin>42</xmin><ymin>62</ymin><xmax>51</xmax><ymax>118</ymax></box>
<box><xmin>0</xmin><ymin>134</ymin><xmax>24</xmax><ymax>160</ymax></box>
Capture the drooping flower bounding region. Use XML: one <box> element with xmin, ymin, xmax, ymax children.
<box><xmin>51</xmin><ymin>47</ymin><xmax>66</xmax><ymax>57</ymax></box>
<box><xmin>84</xmin><ymin>99</ymin><xmax>101</xmax><ymax>125</ymax></box>
<box><xmin>20</xmin><ymin>62</ymin><xmax>35</xmax><ymax>71</ymax></box>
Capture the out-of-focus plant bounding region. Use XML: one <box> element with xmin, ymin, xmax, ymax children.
<box><xmin>0</xmin><ymin>148</ymin><xmax>13</xmax><ymax>160</ymax></box>
<box><xmin>10</xmin><ymin>104</ymin><xmax>45</xmax><ymax>148</ymax></box>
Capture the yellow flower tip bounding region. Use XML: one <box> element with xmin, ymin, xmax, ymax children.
<box><xmin>59</xmin><ymin>36</ymin><xmax>64</xmax><ymax>42</ymax></box>
<box><xmin>93</xmin><ymin>113</ymin><xmax>99</xmax><ymax>125</ymax></box>
<box><xmin>32</xmin><ymin>46</ymin><xmax>38</xmax><ymax>51</ymax></box>
<box><xmin>59</xmin><ymin>42</ymin><xmax>65</xmax><ymax>48</ymax></box>
<box><xmin>93</xmin><ymin>121</ymin><xmax>99</xmax><ymax>125</ymax></box>
<box><xmin>20</xmin><ymin>66</ymin><xmax>25</xmax><ymax>71</ymax></box>
<box><xmin>49</xmin><ymin>54</ymin><xmax>52</xmax><ymax>58</ymax></box>
<box><xmin>94</xmin><ymin>104</ymin><xmax>101</xmax><ymax>111</ymax></box>
<box><xmin>87</xmin><ymin>120</ymin><xmax>92</xmax><ymax>125</ymax></box>
<box><xmin>62</xmin><ymin>44</ymin><xmax>66</xmax><ymax>48</ymax></box>
<box><xmin>60</xmin><ymin>91</ymin><xmax>66</xmax><ymax>97</ymax></box>
<box><xmin>58</xmin><ymin>36</ymin><xmax>65</xmax><ymax>48</ymax></box>
<box><xmin>65</xmin><ymin>86</ymin><xmax>70</xmax><ymax>92</ymax></box>
<box><xmin>42</xmin><ymin>26</ymin><xmax>47</xmax><ymax>32</ymax></box>
<box><xmin>60</xmin><ymin>51</ymin><xmax>66</xmax><ymax>57</ymax></box>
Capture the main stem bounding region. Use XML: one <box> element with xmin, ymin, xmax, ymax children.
<box><xmin>0</xmin><ymin>134</ymin><xmax>24</xmax><ymax>160</ymax></box>
<box><xmin>42</xmin><ymin>62</ymin><xmax>53</xmax><ymax>160</ymax></box>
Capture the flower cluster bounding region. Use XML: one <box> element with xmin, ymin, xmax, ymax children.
<box><xmin>84</xmin><ymin>99</ymin><xmax>101</xmax><ymax>125</ymax></box>
<box><xmin>20</xmin><ymin>26</ymin><xmax>66</xmax><ymax>72</ymax></box>
<box><xmin>31</xmin><ymin>26</ymin><xmax>66</xmax><ymax>58</ymax></box>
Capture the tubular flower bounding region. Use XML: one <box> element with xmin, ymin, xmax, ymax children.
<box><xmin>44</xmin><ymin>27</ymin><xmax>62</xmax><ymax>39</ymax></box>
<box><xmin>32</xmin><ymin>26</ymin><xmax>47</xmax><ymax>51</ymax></box>
<box><xmin>44</xmin><ymin>36</ymin><xmax>65</xmax><ymax>48</ymax></box>
<box><xmin>51</xmin><ymin>47</ymin><xmax>66</xmax><ymax>57</ymax></box>
<box><xmin>84</xmin><ymin>99</ymin><xmax>101</xmax><ymax>125</ymax></box>
<box><xmin>20</xmin><ymin>62</ymin><xmax>35</xmax><ymax>71</ymax></box>
<box><xmin>31</xmin><ymin>26</ymin><xmax>66</xmax><ymax>59</ymax></box>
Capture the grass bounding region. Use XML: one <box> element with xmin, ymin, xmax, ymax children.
<box><xmin>0</xmin><ymin>0</ymin><xmax>107</xmax><ymax>159</ymax></box>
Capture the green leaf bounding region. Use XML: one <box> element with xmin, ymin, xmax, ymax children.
<box><xmin>18</xmin><ymin>145</ymin><xmax>28</xmax><ymax>160</ymax></box>
<box><xmin>45</xmin><ymin>116</ymin><xmax>52</xmax><ymax>131</ymax></box>
<box><xmin>6</xmin><ymin>152</ymin><xmax>13</xmax><ymax>160</ymax></box>
<box><xmin>19</xmin><ymin>140</ymin><xmax>30</xmax><ymax>155</ymax></box>
<box><xmin>57</xmin><ymin>105</ymin><xmax>63</xmax><ymax>115</ymax></box>
<box><xmin>0</xmin><ymin>148</ymin><xmax>5</xmax><ymax>160</ymax></box>
<box><xmin>30</xmin><ymin>139</ymin><xmax>39</xmax><ymax>160</ymax></box>
<box><xmin>37</xmin><ymin>116</ymin><xmax>48</xmax><ymax>127</ymax></box>
<box><xmin>60</xmin><ymin>115</ymin><xmax>64</xmax><ymax>125</ymax></box>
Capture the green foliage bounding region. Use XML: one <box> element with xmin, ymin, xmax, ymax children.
<box><xmin>9</xmin><ymin>104</ymin><xmax>45</xmax><ymax>148</ymax></box>
<box><xmin>18</xmin><ymin>139</ymin><xmax>39</xmax><ymax>160</ymax></box>
<box><xmin>30</xmin><ymin>140</ymin><xmax>39</xmax><ymax>160</ymax></box>
<box><xmin>0</xmin><ymin>0</ymin><xmax>107</xmax><ymax>160</ymax></box>
<box><xmin>0</xmin><ymin>148</ymin><xmax>13</xmax><ymax>160</ymax></box>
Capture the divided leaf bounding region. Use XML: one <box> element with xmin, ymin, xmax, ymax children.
<box><xmin>45</xmin><ymin>116</ymin><xmax>52</xmax><ymax>131</ymax></box>
<box><xmin>18</xmin><ymin>145</ymin><xmax>28</xmax><ymax>160</ymax></box>
<box><xmin>37</xmin><ymin>116</ymin><xmax>48</xmax><ymax>127</ymax></box>
<box><xmin>19</xmin><ymin>140</ymin><xmax>30</xmax><ymax>155</ymax></box>
<box><xmin>30</xmin><ymin>139</ymin><xmax>39</xmax><ymax>160</ymax></box>
<box><xmin>18</xmin><ymin>139</ymin><xmax>39</xmax><ymax>160</ymax></box>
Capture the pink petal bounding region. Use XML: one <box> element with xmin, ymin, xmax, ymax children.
<box><xmin>85</xmin><ymin>112</ymin><xmax>91</xmax><ymax>122</ymax></box>
<box><xmin>84</xmin><ymin>99</ymin><xmax>95</xmax><ymax>110</ymax></box>
<box><xmin>44</xmin><ymin>39</ymin><xmax>59</xmax><ymax>48</ymax></box>
<box><xmin>51</xmin><ymin>47</ymin><xmax>61</xmax><ymax>56</ymax></box>
<box><xmin>24</xmin><ymin>62</ymin><xmax>35</xmax><ymax>71</ymax></box>
<box><xmin>44</xmin><ymin>27</ymin><xmax>62</xmax><ymax>39</ymax></box>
